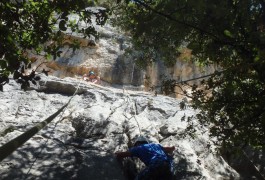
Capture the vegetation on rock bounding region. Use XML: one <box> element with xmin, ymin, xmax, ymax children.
<box><xmin>1</xmin><ymin>0</ymin><xmax>265</xmax><ymax>151</ymax></box>
<box><xmin>104</xmin><ymin>0</ymin><xmax>265</xmax><ymax>149</ymax></box>
<box><xmin>0</xmin><ymin>0</ymin><xmax>107</xmax><ymax>90</ymax></box>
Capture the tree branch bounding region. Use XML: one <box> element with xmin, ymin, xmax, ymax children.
<box><xmin>133</xmin><ymin>0</ymin><xmax>227</xmax><ymax>44</ymax></box>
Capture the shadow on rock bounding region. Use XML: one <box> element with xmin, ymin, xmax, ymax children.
<box><xmin>174</xmin><ymin>158</ymin><xmax>203</xmax><ymax>180</ymax></box>
<box><xmin>0</xmin><ymin>141</ymin><xmax>126</xmax><ymax>180</ymax></box>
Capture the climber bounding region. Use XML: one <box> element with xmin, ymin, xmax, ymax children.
<box><xmin>83</xmin><ymin>70</ymin><xmax>100</xmax><ymax>84</ymax></box>
<box><xmin>115</xmin><ymin>136</ymin><xmax>175</xmax><ymax>180</ymax></box>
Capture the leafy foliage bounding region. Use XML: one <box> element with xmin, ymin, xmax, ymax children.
<box><xmin>0</xmin><ymin>0</ymin><xmax>107</xmax><ymax>90</ymax></box>
<box><xmin>108</xmin><ymin>0</ymin><xmax>265</xmax><ymax>149</ymax></box>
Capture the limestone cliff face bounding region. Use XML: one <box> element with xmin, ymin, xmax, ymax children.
<box><xmin>30</xmin><ymin>23</ymin><xmax>143</xmax><ymax>87</ymax></box>
<box><xmin>0</xmin><ymin>75</ymin><xmax>239</xmax><ymax>180</ymax></box>
<box><xmin>29</xmin><ymin>20</ymin><xmax>216</xmax><ymax>95</ymax></box>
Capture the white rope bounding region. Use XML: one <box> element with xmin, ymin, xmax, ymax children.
<box><xmin>24</xmin><ymin>80</ymin><xmax>82</xmax><ymax>179</ymax></box>
<box><xmin>122</xmin><ymin>89</ymin><xmax>142</xmax><ymax>136</ymax></box>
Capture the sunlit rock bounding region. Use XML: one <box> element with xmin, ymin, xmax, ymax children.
<box><xmin>0</xmin><ymin>75</ymin><xmax>240</xmax><ymax>179</ymax></box>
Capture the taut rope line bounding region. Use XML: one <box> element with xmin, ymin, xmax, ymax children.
<box><xmin>0</xmin><ymin>80</ymin><xmax>82</xmax><ymax>162</ymax></box>
<box><xmin>23</xmin><ymin>80</ymin><xmax>82</xmax><ymax>179</ymax></box>
<box><xmin>123</xmin><ymin>89</ymin><xmax>142</xmax><ymax>136</ymax></box>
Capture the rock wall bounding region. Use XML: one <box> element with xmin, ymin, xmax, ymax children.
<box><xmin>144</xmin><ymin>58</ymin><xmax>217</xmax><ymax>97</ymax></box>
<box><xmin>0</xmin><ymin>75</ymin><xmax>239</xmax><ymax>179</ymax></box>
<box><xmin>29</xmin><ymin>21</ymin><xmax>217</xmax><ymax>96</ymax></box>
<box><xmin>30</xmin><ymin>23</ymin><xmax>144</xmax><ymax>87</ymax></box>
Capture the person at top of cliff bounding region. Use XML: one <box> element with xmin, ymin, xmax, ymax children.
<box><xmin>115</xmin><ymin>136</ymin><xmax>175</xmax><ymax>180</ymax></box>
<box><xmin>83</xmin><ymin>70</ymin><xmax>100</xmax><ymax>84</ymax></box>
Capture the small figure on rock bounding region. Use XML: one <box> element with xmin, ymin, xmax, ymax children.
<box><xmin>83</xmin><ymin>70</ymin><xmax>100</xmax><ymax>84</ymax></box>
<box><xmin>115</xmin><ymin>136</ymin><xmax>175</xmax><ymax>180</ymax></box>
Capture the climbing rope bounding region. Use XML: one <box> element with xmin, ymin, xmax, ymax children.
<box><xmin>123</xmin><ymin>89</ymin><xmax>142</xmax><ymax>136</ymax></box>
<box><xmin>132</xmin><ymin>100</ymin><xmax>142</xmax><ymax>136</ymax></box>
<box><xmin>23</xmin><ymin>80</ymin><xmax>82</xmax><ymax>179</ymax></box>
<box><xmin>0</xmin><ymin>79</ymin><xmax>82</xmax><ymax>175</ymax></box>
<box><xmin>146</xmin><ymin>70</ymin><xmax>226</xmax><ymax>94</ymax></box>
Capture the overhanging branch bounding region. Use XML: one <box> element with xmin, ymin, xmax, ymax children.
<box><xmin>133</xmin><ymin>0</ymin><xmax>221</xmax><ymax>41</ymax></box>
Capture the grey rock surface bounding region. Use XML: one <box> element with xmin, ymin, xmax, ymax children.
<box><xmin>29</xmin><ymin>18</ymin><xmax>217</xmax><ymax>93</ymax></box>
<box><xmin>0</xmin><ymin>75</ymin><xmax>239</xmax><ymax>180</ymax></box>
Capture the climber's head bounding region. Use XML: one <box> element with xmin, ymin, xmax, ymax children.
<box><xmin>89</xmin><ymin>71</ymin><xmax>95</xmax><ymax>76</ymax></box>
<box><xmin>134</xmin><ymin>136</ymin><xmax>149</xmax><ymax>147</ymax></box>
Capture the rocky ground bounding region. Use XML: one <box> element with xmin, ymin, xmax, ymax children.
<box><xmin>0</xmin><ymin>75</ymin><xmax>239</xmax><ymax>180</ymax></box>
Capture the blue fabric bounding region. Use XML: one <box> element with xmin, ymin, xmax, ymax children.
<box><xmin>130</xmin><ymin>144</ymin><xmax>174</xmax><ymax>179</ymax></box>
<box><xmin>129</xmin><ymin>143</ymin><xmax>172</xmax><ymax>166</ymax></box>
<box><xmin>134</xmin><ymin>152</ymin><xmax>174</xmax><ymax>179</ymax></box>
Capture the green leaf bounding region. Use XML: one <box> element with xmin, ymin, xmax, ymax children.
<box><xmin>0</xmin><ymin>60</ymin><xmax>8</xmax><ymax>69</ymax></box>
<box><xmin>224</xmin><ymin>30</ymin><xmax>233</xmax><ymax>38</ymax></box>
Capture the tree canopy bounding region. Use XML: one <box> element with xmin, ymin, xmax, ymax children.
<box><xmin>1</xmin><ymin>0</ymin><xmax>265</xmax><ymax>150</ymax></box>
<box><xmin>0</xmin><ymin>0</ymin><xmax>107</xmax><ymax>90</ymax></box>
<box><xmin>107</xmin><ymin>0</ymin><xmax>265</xmax><ymax>149</ymax></box>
